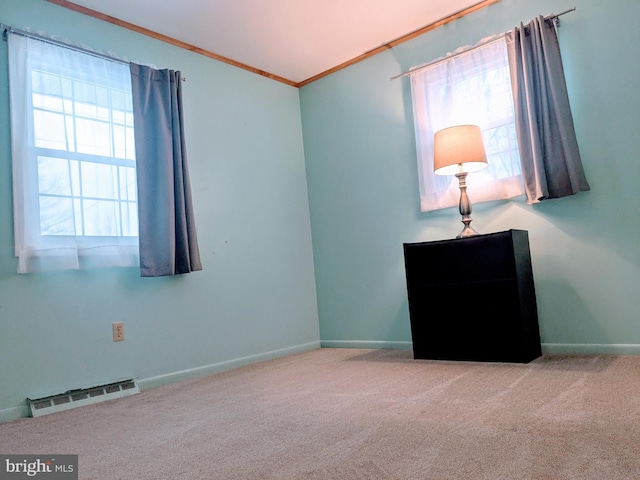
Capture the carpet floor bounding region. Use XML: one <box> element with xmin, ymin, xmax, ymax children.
<box><xmin>1</xmin><ymin>348</ymin><xmax>639</xmax><ymax>479</ymax></box>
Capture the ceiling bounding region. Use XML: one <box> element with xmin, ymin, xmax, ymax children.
<box><xmin>62</xmin><ymin>0</ymin><xmax>490</xmax><ymax>85</ymax></box>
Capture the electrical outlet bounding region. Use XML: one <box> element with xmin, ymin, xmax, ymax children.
<box><xmin>112</xmin><ymin>322</ymin><xmax>124</xmax><ymax>342</ymax></box>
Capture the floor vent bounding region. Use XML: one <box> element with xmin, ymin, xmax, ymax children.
<box><xmin>27</xmin><ymin>379</ymin><xmax>139</xmax><ymax>417</ymax></box>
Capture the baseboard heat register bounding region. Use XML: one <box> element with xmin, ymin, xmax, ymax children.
<box><xmin>27</xmin><ymin>379</ymin><xmax>139</xmax><ymax>417</ymax></box>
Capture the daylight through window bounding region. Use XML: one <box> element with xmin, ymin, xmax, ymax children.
<box><xmin>32</xmin><ymin>65</ymin><xmax>137</xmax><ymax>237</ymax></box>
<box><xmin>8</xmin><ymin>32</ymin><xmax>139</xmax><ymax>272</ymax></box>
<box><xmin>410</xmin><ymin>37</ymin><xmax>525</xmax><ymax>212</ymax></box>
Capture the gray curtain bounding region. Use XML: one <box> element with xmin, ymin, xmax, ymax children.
<box><xmin>506</xmin><ymin>16</ymin><xmax>590</xmax><ymax>204</ymax></box>
<box><xmin>130</xmin><ymin>63</ymin><xmax>202</xmax><ymax>276</ymax></box>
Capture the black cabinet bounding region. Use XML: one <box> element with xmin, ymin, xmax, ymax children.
<box><xmin>403</xmin><ymin>230</ymin><xmax>541</xmax><ymax>363</ymax></box>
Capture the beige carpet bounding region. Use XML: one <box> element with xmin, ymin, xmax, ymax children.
<box><xmin>1</xmin><ymin>348</ymin><xmax>640</xmax><ymax>479</ymax></box>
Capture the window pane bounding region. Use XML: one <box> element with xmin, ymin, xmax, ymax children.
<box><xmin>32</xmin><ymin>70</ymin><xmax>73</xmax><ymax>98</ymax></box>
<box><xmin>487</xmin><ymin>151</ymin><xmax>521</xmax><ymax>178</ymax></box>
<box><xmin>122</xmin><ymin>202</ymin><xmax>138</xmax><ymax>237</ymax></box>
<box><xmin>125</xmin><ymin>126</ymin><xmax>135</xmax><ymax>159</ymax></box>
<box><xmin>33</xmin><ymin>110</ymin><xmax>68</xmax><ymax>150</ymax></box>
<box><xmin>81</xmin><ymin>162</ymin><xmax>118</xmax><ymax>199</ymax></box>
<box><xmin>111</xmin><ymin>89</ymin><xmax>129</xmax><ymax>112</ymax></box>
<box><xmin>74</xmin><ymin>100</ymin><xmax>108</xmax><ymax>121</ymax></box>
<box><xmin>74</xmin><ymin>198</ymin><xmax>83</xmax><ymax>235</ymax></box>
<box><xmin>33</xmin><ymin>93</ymin><xmax>64</xmax><ymax>112</ymax></box>
<box><xmin>75</xmin><ymin>117</ymin><xmax>111</xmax><ymax>156</ymax></box>
<box><xmin>83</xmin><ymin>199</ymin><xmax>119</xmax><ymax>236</ymax></box>
<box><xmin>112</xmin><ymin>109</ymin><xmax>125</xmax><ymax>125</ymax></box>
<box><xmin>119</xmin><ymin>166</ymin><xmax>137</xmax><ymax>201</ymax></box>
<box><xmin>70</xmin><ymin>160</ymin><xmax>81</xmax><ymax>196</ymax></box>
<box><xmin>113</xmin><ymin>124</ymin><xmax>127</xmax><ymax>159</ymax></box>
<box><xmin>40</xmin><ymin>195</ymin><xmax>76</xmax><ymax>235</ymax></box>
<box><xmin>73</xmin><ymin>81</ymin><xmax>110</xmax><ymax>120</ymax></box>
<box><xmin>64</xmin><ymin>115</ymin><xmax>77</xmax><ymax>153</ymax></box>
<box><xmin>483</xmin><ymin>123</ymin><xmax>521</xmax><ymax>179</ymax></box>
<box><xmin>28</xmin><ymin>47</ymin><xmax>137</xmax><ymax>241</ymax></box>
<box><xmin>38</xmin><ymin>156</ymin><xmax>73</xmax><ymax>195</ymax></box>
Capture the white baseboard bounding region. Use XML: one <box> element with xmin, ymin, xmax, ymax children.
<box><xmin>320</xmin><ymin>340</ymin><xmax>412</xmax><ymax>350</ymax></box>
<box><xmin>0</xmin><ymin>405</ymin><xmax>29</xmax><ymax>424</ymax></box>
<box><xmin>137</xmin><ymin>341</ymin><xmax>321</xmax><ymax>391</ymax></box>
<box><xmin>541</xmin><ymin>343</ymin><xmax>640</xmax><ymax>355</ymax></box>
<box><xmin>321</xmin><ymin>340</ymin><xmax>640</xmax><ymax>356</ymax></box>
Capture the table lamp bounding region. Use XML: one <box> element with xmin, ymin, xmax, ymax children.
<box><xmin>433</xmin><ymin>125</ymin><xmax>488</xmax><ymax>238</ymax></box>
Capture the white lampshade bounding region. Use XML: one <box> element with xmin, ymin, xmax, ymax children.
<box><xmin>433</xmin><ymin>125</ymin><xmax>488</xmax><ymax>176</ymax></box>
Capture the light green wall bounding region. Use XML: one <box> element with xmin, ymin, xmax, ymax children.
<box><xmin>1</xmin><ymin>0</ymin><xmax>639</xmax><ymax>424</ymax></box>
<box><xmin>0</xmin><ymin>0</ymin><xmax>319</xmax><ymax>421</ymax></box>
<box><xmin>301</xmin><ymin>0</ymin><xmax>640</xmax><ymax>351</ymax></box>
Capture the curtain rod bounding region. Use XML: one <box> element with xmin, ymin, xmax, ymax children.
<box><xmin>1</xmin><ymin>23</ymin><xmax>187</xmax><ymax>80</ymax></box>
<box><xmin>391</xmin><ymin>7</ymin><xmax>576</xmax><ymax>80</ymax></box>
<box><xmin>1</xmin><ymin>23</ymin><xmax>130</xmax><ymax>65</ymax></box>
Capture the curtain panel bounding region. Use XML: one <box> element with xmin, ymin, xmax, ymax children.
<box><xmin>129</xmin><ymin>64</ymin><xmax>202</xmax><ymax>277</ymax></box>
<box><xmin>409</xmin><ymin>15</ymin><xmax>590</xmax><ymax>213</ymax></box>
<box><xmin>506</xmin><ymin>16</ymin><xmax>590</xmax><ymax>203</ymax></box>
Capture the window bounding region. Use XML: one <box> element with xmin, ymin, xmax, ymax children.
<box><xmin>409</xmin><ymin>37</ymin><xmax>525</xmax><ymax>212</ymax></box>
<box><xmin>32</xmin><ymin>68</ymin><xmax>137</xmax><ymax>237</ymax></box>
<box><xmin>8</xmin><ymin>33</ymin><xmax>139</xmax><ymax>273</ymax></box>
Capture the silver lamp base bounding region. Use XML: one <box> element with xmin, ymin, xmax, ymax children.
<box><xmin>457</xmin><ymin>217</ymin><xmax>481</xmax><ymax>238</ymax></box>
<box><xmin>455</xmin><ymin>171</ymin><xmax>481</xmax><ymax>239</ymax></box>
